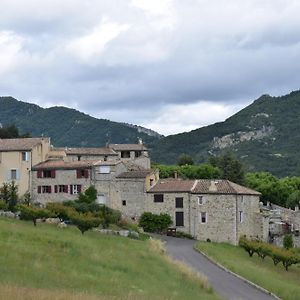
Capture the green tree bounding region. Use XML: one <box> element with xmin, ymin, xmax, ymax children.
<box><xmin>286</xmin><ymin>190</ymin><xmax>300</xmax><ymax>209</ymax></box>
<box><xmin>283</xmin><ymin>234</ymin><xmax>294</xmax><ymax>250</ymax></box>
<box><xmin>139</xmin><ymin>212</ymin><xmax>172</xmax><ymax>233</ymax></box>
<box><xmin>177</xmin><ymin>154</ymin><xmax>194</xmax><ymax>166</ymax></box>
<box><xmin>19</xmin><ymin>205</ymin><xmax>52</xmax><ymax>226</ymax></box>
<box><xmin>68</xmin><ymin>212</ymin><xmax>101</xmax><ymax>234</ymax></box>
<box><xmin>77</xmin><ymin>186</ymin><xmax>97</xmax><ymax>204</ymax></box>
<box><xmin>0</xmin><ymin>181</ymin><xmax>19</xmax><ymax>211</ymax></box>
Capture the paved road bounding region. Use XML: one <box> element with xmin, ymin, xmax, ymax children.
<box><xmin>162</xmin><ymin>236</ymin><xmax>277</xmax><ymax>300</ymax></box>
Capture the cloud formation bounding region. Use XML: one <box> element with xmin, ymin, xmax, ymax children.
<box><xmin>0</xmin><ymin>0</ymin><xmax>300</xmax><ymax>135</ymax></box>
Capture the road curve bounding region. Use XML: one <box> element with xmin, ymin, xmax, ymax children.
<box><xmin>162</xmin><ymin>236</ymin><xmax>278</xmax><ymax>300</ymax></box>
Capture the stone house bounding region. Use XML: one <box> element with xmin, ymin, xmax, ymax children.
<box><xmin>147</xmin><ymin>179</ymin><xmax>268</xmax><ymax>245</ymax></box>
<box><xmin>0</xmin><ymin>137</ymin><xmax>51</xmax><ymax>195</ymax></box>
<box><xmin>31</xmin><ymin>160</ymin><xmax>95</xmax><ymax>204</ymax></box>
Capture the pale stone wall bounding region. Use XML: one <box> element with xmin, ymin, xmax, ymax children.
<box><xmin>0</xmin><ymin>138</ymin><xmax>51</xmax><ymax>196</ymax></box>
<box><xmin>145</xmin><ymin>192</ymin><xmax>191</xmax><ymax>234</ymax></box>
<box><xmin>66</xmin><ymin>154</ymin><xmax>117</xmax><ymax>162</ymax></box>
<box><xmin>31</xmin><ymin>169</ymin><xmax>92</xmax><ymax>204</ymax></box>
<box><xmin>190</xmin><ymin>194</ymin><xmax>262</xmax><ymax>245</ymax></box>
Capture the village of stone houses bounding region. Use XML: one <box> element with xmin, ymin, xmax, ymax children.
<box><xmin>0</xmin><ymin>136</ymin><xmax>300</xmax><ymax>300</ymax></box>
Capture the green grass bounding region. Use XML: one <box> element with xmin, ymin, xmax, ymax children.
<box><xmin>195</xmin><ymin>241</ymin><xmax>300</xmax><ymax>300</ymax></box>
<box><xmin>0</xmin><ymin>217</ymin><xmax>220</xmax><ymax>300</ymax></box>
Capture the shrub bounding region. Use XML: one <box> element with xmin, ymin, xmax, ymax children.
<box><xmin>19</xmin><ymin>205</ymin><xmax>52</xmax><ymax>226</ymax></box>
<box><xmin>0</xmin><ymin>200</ymin><xmax>8</xmax><ymax>211</ymax></box>
<box><xmin>139</xmin><ymin>212</ymin><xmax>172</xmax><ymax>233</ymax></box>
<box><xmin>68</xmin><ymin>212</ymin><xmax>101</xmax><ymax>235</ymax></box>
<box><xmin>46</xmin><ymin>203</ymin><xmax>76</xmax><ymax>221</ymax></box>
<box><xmin>283</xmin><ymin>234</ymin><xmax>294</xmax><ymax>249</ymax></box>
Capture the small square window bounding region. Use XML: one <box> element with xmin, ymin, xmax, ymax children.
<box><xmin>154</xmin><ymin>194</ymin><xmax>164</xmax><ymax>202</ymax></box>
<box><xmin>175</xmin><ymin>197</ymin><xmax>183</xmax><ymax>208</ymax></box>
<box><xmin>22</xmin><ymin>152</ymin><xmax>29</xmax><ymax>161</ymax></box>
<box><xmin>239</xmin><ymin>211</ymin><xmax>244</xmax><ymax>223</ymax></box>
<box><xmin>122</xmin><ymin>200</ymin><xmax>126</xmax><ymax>206</ymax></box>
<box><xmin>11</xmin><ymin>169</ymin><xmax>17</xmax><ymax>180</ymax></box>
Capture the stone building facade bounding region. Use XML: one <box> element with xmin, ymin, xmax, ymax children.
<box><xmin>147</xmin><ymin>179</ymin><xmax>265</xmax><ymax>245</ymax></box>
<box><xmin>0</xmin><ymin>137</ymin><xmax>51</xmax><ymax>195</ymax></box>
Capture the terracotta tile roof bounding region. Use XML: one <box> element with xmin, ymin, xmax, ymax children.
<box><xmin>148</xmin><ymin>179</ymin><xmax>260</xmax><ymax>195</ymax></box>
<box><xmin>32</xmin><ymin>160</ymin><xmax>97</xmax><ymax>170</ymax></box>
<box><xmin>116</xmin><ymin>170</ymin><xmax>154</xmax><ymax>178</ymax></box>
<box><xmin>54</xmin><ymin>147</ymin><xmax>118</xmax><ymax>156</ymax></box>
<box><xmin>0</xmin><ymin>138</ymin><xmax>49</xmax><ymax>151</ymax></box>
<box><xmin>192</xmin><ymin>180</ymin><xmax>260</xmax><ymax>195</ymax></box>
<box><xmin>109</xmin><ymin>143</ymin><xmax>148</xmax><ymax>151</ymax></box>
<box><xmin>148</xmin><ymin>179</ymin><xmax>196</xmax><ymax>193</ymax></box>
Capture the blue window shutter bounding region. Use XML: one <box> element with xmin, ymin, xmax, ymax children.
<box><xmin>16</xmin><ymin>170</ymin><xmax>20</xmax><ymax>180</ymax></box>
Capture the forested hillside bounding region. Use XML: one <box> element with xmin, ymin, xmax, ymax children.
<box><xmin>0</xmin><ymin>97</ymin><xmax>160</xmax><ymax>147</ymax></box>
<box><xmin>151</xmin><ymin>90</ymin><xmax>300</xmax><ymax>177</ymax></box>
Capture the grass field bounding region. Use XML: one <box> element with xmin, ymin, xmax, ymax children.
<box><xmin>0</xmin><ymin>217</ymin><xmax>220</xmax><ymax>300</ymax></box>
<box><xmin>195</xmin><ymin>241</ymin><xmax>300</xmax><ymax>300</ymax></box>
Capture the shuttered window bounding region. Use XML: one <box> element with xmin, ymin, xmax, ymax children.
<box><xmin>175</xmin><ymin>197</ymin><xmax>183</xmax><ymax>208</ymax></box>
<box><xmin>175</xmin><ymin>212</ymin><xmax>184</xmax><ymax>226</ymax></box>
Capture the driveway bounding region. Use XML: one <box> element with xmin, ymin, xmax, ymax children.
<box><xmin>162</xmin><ymin>236</ymin><xmax>278</xmax><ymax>300</ymax></box>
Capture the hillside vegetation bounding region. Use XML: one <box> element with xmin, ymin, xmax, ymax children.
<box><xmin>0</xmin><ymin>217</ymin><xmax>219</xmax><ymax>300</ymax></box>
<box><xmin>151</xmin><ymin>90</ymin><xmax>300</xmax><ymax>177</ymax></box>
<box><xmin>0</xmin><ymin>97</ymin><xmax>160</xmax><ymax>147</ymax></box>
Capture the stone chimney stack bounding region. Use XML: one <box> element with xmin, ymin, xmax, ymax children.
<box><xmin>295</xmin><ymin>205</ymin><xmax>299</xmax><ymax>212</ymax></box>
<box><xmin>174</xmin><ymin>171</ymin><xmax>178</xmax><ymax>179</ymax></box>
<box><xmin>138</xmin><ymin>138</ymin><xmax>143</xmax><ymax>145</ymax></box>
<box><xmin>209</xmin><ymin>181</ymin><xmax>218</xmax><ymax>192</ymax></box>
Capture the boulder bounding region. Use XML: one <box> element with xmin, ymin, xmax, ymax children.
<box><xmin>57</xmin><ymin>222</ymin><xmax>67</xmax><ymax>228</ymax></box>
<box><xmin>45</xmin><ymin>218</ymin><xmax>61</xmax><ymax>224</ymax></box>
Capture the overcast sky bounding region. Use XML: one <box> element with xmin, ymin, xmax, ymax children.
<box><xmin>1</xmin><ymin>0</ymin><xmax>300</xmax><ymax>135</ymax></box>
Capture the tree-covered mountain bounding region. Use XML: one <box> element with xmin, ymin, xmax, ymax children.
<box><xmin>0</xmin><ymin>97</ymin><xmax>161</xmax><ymax>147</ymax></box>
<box><xmin>151</xmin><ymin>90</ymin><xmax>300</xmax><ymax>177</ymax></box>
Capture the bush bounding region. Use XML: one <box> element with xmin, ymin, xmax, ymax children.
<box><xmin>68</xmin><ymin>212</ymin><xmax>102</xmax><ymax>235</ymax></box>
<box><xmin>0</xmin><ymin>200</ymin><xmax>8</xmax><ymax>211</ymax></box>
<box><xmin>283</xmin><ymin>234</ymin><xmax>294</xmax><ymax>249</ymax></box>
<box><xmin>139</xmin><ymin>212</ymin><xmax>172</xmax><ymax>233</ymax></box>
<box><xmin>46</xmin><ymin>203</ymin><xmax>76</xmax><ymax>221</ymax></box>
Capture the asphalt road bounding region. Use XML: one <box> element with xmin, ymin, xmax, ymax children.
<box><xmin>162</xmin><ymin>236</ymin><xmax>278</xmax><ymax>300</ymax></box>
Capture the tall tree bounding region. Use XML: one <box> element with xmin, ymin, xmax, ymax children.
<box><xmin>209</xmin><ymin>153</ymin><xmax>245</xmax><ymax>184</ymax></box>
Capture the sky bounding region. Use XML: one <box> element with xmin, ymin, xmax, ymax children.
<box><xmin>1</xmin><ymin>0</ymin><xmax>300</xmax><ymax>136</ymax></box>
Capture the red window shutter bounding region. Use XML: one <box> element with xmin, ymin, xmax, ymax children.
<box><xmin>76</xmin><ymin>170</ymin><xmax>81</xmax><ymax>178</ymax></box>
<box><xmin>78</xmin><ymin>185</ymin><xmax>82</xmax><ymax>193</ymax></box>
<box><xmin>37</xmin><ymin>170</ymin><xmax>42</xmax><ymax>178</ymax></box>
<box><xmin>51</xmin><ymin>170</ymin><xmax>56</xmax><ymax>178</ymax></box>
<box><xmin>64</xmin><ymin>185</ymin><xmax>68</xmax><ymax>193</ymax></box>
<box><xmin>54</xmin><ymin>185</ymin><xmax>58</xmax><ymax>193</ymax></box>
<box><xmin>38</xmin><ymin>186</ymin><xmax>41</xmax><ymax>194</ymax></box>
<box><xmin>70</xmin><ymin>185</ymin><xmax>73</xmax><ymax>194</ymax></box>
<box><xmin>84</xmin><ymin>170</ymin><xmax>89</xmax><ymax>178</ymax></box>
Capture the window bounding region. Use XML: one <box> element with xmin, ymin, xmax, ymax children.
<box><xmin>175</xmin><ymin>197</ymin><xmax>183</xmax><ymax>208</ymax></box>
<box><xmin>10</xmin><ymin>169</ymin><xmax>17</xmax><ymax>180</ymax></box>
<box><xmin>38</xmin><ymin>185</ymin><xmax>51</xmax><ymax>193</ymax></box>
<box><xmin>121</xmin><ymin>151</ymin><xmax>130</xmax><ymax>158</ymax></box>
<box><xmin>198</xmin><ymin>196</ymin><xmax>205</xmax><ymax>205</ymax></box>
<box><xmin>176</xmin><ymin>212</ymin><xmax>184</xmax><ymax>226</ymax></box>
<box><xmin>71</xmin><ymin>184</ymin><xmax>82</xmax><ymax>194</ymax></box>
<box><xmin>150</xmin><ymin>178</ymin><xmax>154</xmax><ymax>186</ymax></box>
<box><xmin>99</xmin><ymin>166</ymin><xmax>110</xmax><ymax>174</ymax></box>
<box><xmin>239</xmin><ymin>211</ymin><xmax>244</xmax><ymax>223</ymax></box>
<box><xmin>200</xmin><ymin>212</ymin><xmax>207</xmax><ymax>223</ymax></box>
<box><xmin>22</xmin><ymin>152</ymin><xmax>29</xmax><ymax>161</ymax></box>
<box><xmin>135</xmin><ymin>151</ymin><xmax>141</xmax><ymax>158</ymax></box>
<box><xmin>55</xmin><ymin>185</ymin><xmax>68</xmax><ymax>193</ymax></box>
<box><xmin>154</xmin><ymin>194</ymin><xmax>164</xmax><ymax>203</ymax></box>
<box><xmin>122</xmin><ymin>200</ymin><xmax>127</xmax><ymax>206</ymax></box>
<box><xmin>104</xmin><ymin>156</ymin><xmax>108</xmax><ymax>161</ymax></box>
<box><xmin>41</xmin><ymin>170</ymin><xmax>55</xmax><ymax>178</ymax></box>
<box><xmin>77</xmin><ymin>169</ymin><xmax>89</xmax><ymax>178</ymax></box>
<box><xmin>96</xmin><ymin>194</ymin><xmax>106</xmax><ymax>204</ymax></box>
<box><xmin>77</xmin><ymin>155</ymin><xmax>81</xmax><ymax>161</ymax></box>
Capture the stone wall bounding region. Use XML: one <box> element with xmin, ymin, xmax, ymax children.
<box><xmin>145</xmin><ymin>192</ymin><xmax>191</xmax><ymax>234</ymax></box>
<box><xmin>31</xmin><ymin>169</ymin><xmax>92</xmax><ymax>204</ymax></box>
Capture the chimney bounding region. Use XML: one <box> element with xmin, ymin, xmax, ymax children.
<box><xmin>138</xmin><ymin>138</ymin><xmax>143</xmax><ymax>145</ymax></box>
<box><xmin>174</xmin><ymin>171</ymin><xmax>178</xmax><ymax>179</ymax></box>
<box><xmin>209</xmin><ymin>181</ymin><xmax>218</xmax><ymax>192</ymax></box>
<box><xmin>295</xmin><ymin>205</ymin><xmax>299</xmax><ymax>212</ymax></box>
